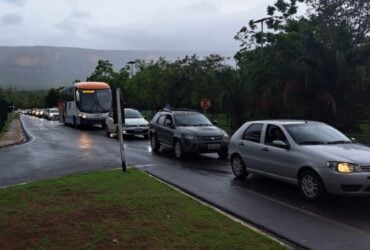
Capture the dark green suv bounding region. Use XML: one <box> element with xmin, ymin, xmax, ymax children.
<box><xmin>149</xmin><ymin>109</ymin><xmax>229</xmax><ymax>159</ymax></box>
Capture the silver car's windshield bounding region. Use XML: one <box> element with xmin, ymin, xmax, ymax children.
<box><xmin>284</xmin><ymin>123</ymin><xmax>351</xmax><ymax>145</ymax></box>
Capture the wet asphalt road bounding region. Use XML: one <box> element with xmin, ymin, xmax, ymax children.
<box><xmin>1</xmin><ymin>115</ymin><xmax>370</xmax><ymax>249</ymax></box>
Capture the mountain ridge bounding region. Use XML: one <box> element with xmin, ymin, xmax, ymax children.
<box><xmin>0</xmin><ymin>46</ymin><xmax>235</xmax><ymax>90</ymax></box>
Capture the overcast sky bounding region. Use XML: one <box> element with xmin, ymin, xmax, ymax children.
<box><xmin>0</xmin><ymin>0</ymin><xmax>277</xmax><ymax>51</ymax></box>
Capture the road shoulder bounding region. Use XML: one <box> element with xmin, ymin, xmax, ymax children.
<box><xmin>0</xmin><ymin>117</ymin><xmax>25</xmax><ymax>148</ymax></box>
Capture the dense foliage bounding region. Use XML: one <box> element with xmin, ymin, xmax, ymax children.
<box><xmin>235</xmin><ymin>0</ymin><xmax>370</xmax><ymax>130</ymax></box>
<box><xmin>0</xmin><ymin>86</ymin><xmax>46</xmax><ymax>109</ymax></box>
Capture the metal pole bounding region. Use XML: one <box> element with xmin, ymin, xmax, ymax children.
<box><xmin>260</xmin><ymin>21</ymin><xmax>264</xmax><ymax>57</ymax></box>
<box><xmin>116</xmin><ymin>88</ymin><xmax>126</xmax><ymax>172</ymax></box>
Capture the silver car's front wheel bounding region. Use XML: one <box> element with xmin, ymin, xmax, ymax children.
<box><xmin>231</xmin><ymin>155</ymin><xmax>248</xmax><ymax>178</ymax></box>
<box><xmin>299</xmin><ymin>170</ymin><xmax>326</xmax><ymax>201</ymax></box>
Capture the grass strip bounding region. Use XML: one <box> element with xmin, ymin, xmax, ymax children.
<box><xmin>0</xmin><ymin>169</ymin><xmax>286</xmax><ymax>249</ymax></box>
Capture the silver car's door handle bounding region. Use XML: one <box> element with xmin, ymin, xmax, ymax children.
<box><xmin>262</xmin><ymin>147</ymin><xmax>269</xmax><ymax>152</ymax></box>
<box><xmin>239</xmin><ymin>142</ymin><xmax>244</xmax><ymax>146</ymax></box>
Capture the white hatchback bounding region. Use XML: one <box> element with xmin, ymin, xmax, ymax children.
<box><xmin>105</xmin><ymin>108</ymin><xmax>149</xmax><ymax>139</ymax></box>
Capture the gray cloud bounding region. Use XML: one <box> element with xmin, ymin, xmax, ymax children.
<box><xmin>184</xmin><ymin>1</ymin><xmax>217</xmax><ymax>13</ymax></box>
<box><xmin>70</xmin><ymin>10</ymin><xmax>91</xmax><ymax>20</ymax></box>
<box><xmin>54</xmin><ymin>19</ymin><xmax>80</xmax><ymax>33</ymax></box>
<box><xmin>1</xmin><ymin>13</ymin><xmax>22</xmax><ymax>25</ymax></box>
<box><xmin>0</xmin><ymin>0</ymin><xmax>276</xmax><ymax>51</ymax></box>
<box><xmin>0</xmin><ymin>0</ymin><xmax>26</xmax><ymax>7</ymax></box>
<box><xmin>54</xmin><ymin>10</ymin><xmax>90</xmax><ymax>34</ymax></box>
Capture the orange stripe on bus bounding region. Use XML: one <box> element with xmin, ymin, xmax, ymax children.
<box><xmin>74</xmin><ymin>82</ymin><xmax>110</xmax><ymax>90</ymax></box>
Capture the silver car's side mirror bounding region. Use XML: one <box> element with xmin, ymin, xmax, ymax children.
<box><xmin>272</xmin><ymin>140</ymin><xmax>290</xmax><ymax>149</ymax></box>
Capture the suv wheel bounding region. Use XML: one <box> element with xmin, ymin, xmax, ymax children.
<box><xmin>174</xmin><ymin>140</ymin><xmax>184</xmax><ymax>159</ymax></box>
<box><xmin>298</xmin><ymin>170</ymin><xmax>326</xmax><ymax>201</ymax></box>
<box><xmin>231</xmin><ymin>155</ymin><xmax>248</xmax><ymax>178</ymax></box>
<box><xmin>150</xmin><ymin>134</ymin><xmax>160</xmax><ymax>151</ymax></box>
<box><xmin>217</xmin><ymin>150</ymin><xmax>228</xmax><ymax>159</ymax></box>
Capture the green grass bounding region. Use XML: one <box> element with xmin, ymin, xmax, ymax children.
<box><xmin>359</xmin><ymin>123</ymin><xmax>370</xmax><ymax>134</ymax></box>
<box><xmin>348</xmin><ymin>133</ymin><xmax>370</xmax><ymax>144</ymax></box>
<box><xmin>347</xmin><ymin>122</ymin><xmax>370</xmax><ymax>144</ymax></box>
<box><xmin>207</xmin><ymin>113</ymin><xmax>231</xmax><ymax>134</ymax></box>
<box><xmin>0</xmin><ymin>169</ymin><xmax>286</xmax><ymax>249</ymax></box>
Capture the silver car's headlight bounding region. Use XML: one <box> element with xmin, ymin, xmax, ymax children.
<box><xmin>184</xmin><ymin>134</ymin><xmax>197</xmax><ymax>140</ymax></box>
<box><xmin>327</xmin><ymin>162</ymin><xmax>362</xmax><ymax>173</ymax></box>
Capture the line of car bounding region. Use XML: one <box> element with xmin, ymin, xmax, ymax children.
<box><xmin>106</xmin><ymin>108</ymin><xmax>370</xmax><ymax>201</ymax></box>
<box><xmin>21</xmin><ymin>105</ymin><xmax>370</xmax><ymax>201</ymax></box>
<box><xmin>21</xmin><ymin>108</ymin><xmax>60</xmax><ymax>120</ymax></box>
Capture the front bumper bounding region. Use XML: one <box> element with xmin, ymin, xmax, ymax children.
<box><xmin>319</xmin><ymin>168</ymin><xmax>370</xmax><ymax>195</ymax></box>
<box><xmin>79</xmin><ymin>117</ymin><xmax>106</xmax><ymax>126</ymax></box>
<box><xmin>122</xmin><ymin>126</ymin><xmax>149</xmax><ymax>136</ymax></box>
<box><xmin>181</xmin><ymin>138</ymin><xmax>229</xmax><ymax>154</ymax></box>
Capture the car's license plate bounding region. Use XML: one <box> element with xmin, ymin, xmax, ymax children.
<box><xmin>135</xmin><ymin>129</ymin><xmax>143</xmax><ymax>132</ymax></box>
<box><xmin>208</xmin><ymin>144</ymin><xmax>220</xmax><ymax>149</ymax></box>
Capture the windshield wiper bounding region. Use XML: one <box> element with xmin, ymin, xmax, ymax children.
<box><xmin>300</xmin><ymin>141</ymin><xmax>327</xmax><ymax>145</ymax></box>
<box><xmin>327</xmin><ymin>140</ymin><xmax>352</xmax><ymax>144</ymax></box>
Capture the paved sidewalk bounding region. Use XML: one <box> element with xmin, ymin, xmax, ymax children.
<box><xmin>0</xmin><ymin>118</ymin><xmax>24</xmax><ymax>148</ymax></box>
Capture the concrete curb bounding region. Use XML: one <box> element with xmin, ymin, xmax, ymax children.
<box><xmin>0</xmin><ymin>115</ymin><xmax>35</xmax><ymax>149</ymax></box>
<box><xmin>142</xmin><ymin>169</ymin><xmax>308</xmax><ymax>250</ymax></box>
<box><xmin>19</xmin><ymin>115</ymin><xmax>33</xmax><ymax>143</ymax></box>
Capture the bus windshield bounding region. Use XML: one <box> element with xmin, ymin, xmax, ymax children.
<box><xmin>78</xmin><ymin>89</ymin><xmax>112</xmax><ymax>113</ymax></box>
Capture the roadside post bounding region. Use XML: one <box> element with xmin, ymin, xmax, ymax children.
<box><xmin>115</xmin><ymin>88</ymin><xmax>126</xmax><ymax>172</ymax></box>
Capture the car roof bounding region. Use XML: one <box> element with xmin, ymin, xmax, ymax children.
<box><xmin>158</xmin><ymin>108</ymin><xmax>199</xmax><ymax>114</ymax></box>
<box><xmin>250</xmin><ymin>119</ymin><xmax>323</xmax><ymax>125</ymax></box>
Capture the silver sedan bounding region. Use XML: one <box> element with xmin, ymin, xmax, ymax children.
<box><xmin>229</xmin><ymin>120</ymin><xmax>370</xmax><ymax>201</ymax></box>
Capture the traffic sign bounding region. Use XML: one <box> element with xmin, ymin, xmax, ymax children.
<box><xmin>200</xmin><ymin>98</ymin><xmax>211</xmax><ymax>110</ymax></box>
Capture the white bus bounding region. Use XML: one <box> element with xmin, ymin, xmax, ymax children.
<box><xmin>58</xmin><ymin>82</ymin><xmax>112</xmax><ymax>128</ymax></box>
